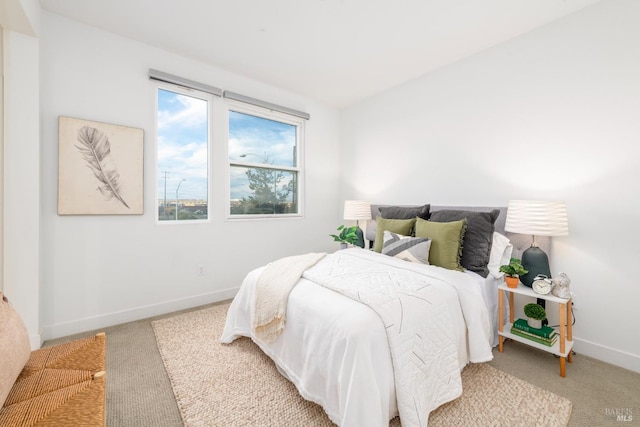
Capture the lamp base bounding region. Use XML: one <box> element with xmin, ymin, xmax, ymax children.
<box><xmin>355</xmin><ymin>227</ymin><xmax>365</xmax><ymax>248</ymax></box>
<box><xmin>520</xmin><ymin>246</ymin><xmax>551</xmax><ymax>288</ymax></box>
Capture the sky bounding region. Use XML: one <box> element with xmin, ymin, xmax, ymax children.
<box><xmin>156</xmin><ymin>88</ymin><xmax>298</xmax><ymax>203</ymax></box>
<box><xmin>157</xmin><ymin>88</ymin><xmax>208</xmax><ymax>203</ymax></box>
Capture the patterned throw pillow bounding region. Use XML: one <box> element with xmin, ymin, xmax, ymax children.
<box><xmin>382</xmin><ymin>231</ymin><xmax>431</xmax><ymax>264</ymax></box>
<box><xmin>373</xmin><ymin>216</ymin><xmax>416</xmax><ymax>253</ymax></box>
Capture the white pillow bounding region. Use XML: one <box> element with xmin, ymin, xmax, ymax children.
<box><xmin>487</xmin><ymin>232</ymin><xmax>513</xmax><ymax>279</ymax></box>
<box><xmin>382</xmin><ymin>230</ymin><xmax>431</xmax><ymax>264</ymax></box>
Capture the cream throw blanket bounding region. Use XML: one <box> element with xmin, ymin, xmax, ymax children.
<box><xmin>253</xmin><ymin>252</ymin><xmax>326</xmax><ymax>342</ymax></box>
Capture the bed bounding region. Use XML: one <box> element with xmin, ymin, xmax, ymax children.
<box><xmin>220</xmin><ymin>204</ymin><xmax>544</xmax><ymax>426</ymax></box>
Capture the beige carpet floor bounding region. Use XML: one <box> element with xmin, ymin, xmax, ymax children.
<box><xmin>152</xmin><ymin>303</ymin><xmax>573</xmax><ymax>426</ymax></box>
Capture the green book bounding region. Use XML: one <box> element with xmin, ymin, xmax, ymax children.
<box><xmin>513</xmin><ymin>318</ymin><xmax>556</xmax><ymax>338</ymax></box>
<box><xmin>511</xmin><ymin>328</ymin><xmax>558</xmax><ymax>347</ymax></box>
<box><xmin>512</xmin><ymin>327</ymin><xmax>557</xmax><ymax>342</ymax></box>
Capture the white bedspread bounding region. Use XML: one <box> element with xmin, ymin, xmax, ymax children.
<box><xmin>253</xmin><ymin>252</ymin><xmax>325</xmax><ymax>342</ymax></box>
<box><xmin>221</xmin><ymin>249</ymin><xmax>493</xmax><ymax>427</ymax></box>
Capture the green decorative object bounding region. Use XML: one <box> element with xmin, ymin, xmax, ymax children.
<box><xmin>523</xmin><ymin>303</ymin><xmax>546</xmax><ymax>329</ymax></box>
<box><xmin>523</xmin><ymin>303</ymin><xmax>546</xmax><ymax>320</ymax></box>
<box><xmin>330</xmin><ymin>225</ymin><xmax>363</xmax><ymax>247</ymax></box>
<box><xmin>499</xmin><ymin>258</ymin><xmax>528</xmax><ymax>277</ymax></box>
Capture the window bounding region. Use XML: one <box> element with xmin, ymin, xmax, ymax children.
<box><xmin>228</xmin><ymin>103</ymin><xmax>303</xmax><ymax>217</ymax></box>
<box><xmin>156</xmin><ymin>86</ymin><xmax>210</xmax><ymax>221</ymax></box>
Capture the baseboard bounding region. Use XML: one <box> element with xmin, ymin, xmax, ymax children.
<box><xmin>30</xmin><ymin>332</ymin><xmax>42</xmax><ymax>350</ymax></box>
<box><xmin>41</xmin><ymin>287</ymin><xmax>239</xmax><ymax>341</ymax></box>
<box><xmin>573</xmin><ymin>335</ymin><xmax>640</xmax><ymax>373</ymax></box>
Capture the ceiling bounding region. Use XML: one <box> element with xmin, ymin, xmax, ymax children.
<box><xmin>38</xmin><ymin>0</ymin><xmax>602</xmax><ymax>108</ymax></box>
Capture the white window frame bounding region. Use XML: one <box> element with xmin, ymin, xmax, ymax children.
<box><xmin>154</xmin><ymin>82</ymin><xmax>213</xmax><ymax>224</ymax></box>
<box><xmin>225</xmin><ymin>100</ymin><xmax>304</xmax><ymax>220</ymax></box>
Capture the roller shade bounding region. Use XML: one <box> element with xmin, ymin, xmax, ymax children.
<box><xmin>149</xmin><ymin>69</ymin><xmax>222</xmax><ymax>97</ymax></box>
<box><xmin>224</xmin><ymin>91</ymin><xmax>310</xmax><ymax>120</ymax></box>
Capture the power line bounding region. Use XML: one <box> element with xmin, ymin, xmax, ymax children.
<box><xmin>161</xmin><ymin>171</ymin><xmax>170</xmax><ymax>207</ymax></box>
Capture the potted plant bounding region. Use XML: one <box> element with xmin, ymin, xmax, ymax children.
<box><xmin>330</xmin><ymin>225</ymin><xmax>360</xmax><ymax>249</ymax></box>
<box><xmin>499</xmin><ymin>258</ymin><xmax>528</xmax><ymax>288</ymax></box>
<box><xmin>523</xmin><ymin>303</ymin><xmax>546</xmax><ymax>329</ymax></box>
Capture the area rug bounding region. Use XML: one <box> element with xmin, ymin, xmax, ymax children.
<box><xmin>152</xmin><ymin>303</ymin><xmax>572</xmax><ymax>426</ymax></box>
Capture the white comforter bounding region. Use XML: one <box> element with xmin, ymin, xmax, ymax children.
<box><xmin>221</xmin><ymin>249</ymin><xmax>493</xmax><ymax>426</ymax></box>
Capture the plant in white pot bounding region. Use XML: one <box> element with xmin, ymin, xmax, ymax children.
<box><xmin>523</xmin><ymin>303</ymin><xmax>546</xmax><ymax>329</ymax></box>
<box><xmin>330</xmin><ymin>225</ymin><xmax>361</xmax><ymax>249</ymax></box>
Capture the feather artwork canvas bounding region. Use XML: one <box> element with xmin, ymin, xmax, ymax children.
<box><xmin>58</xmin><ymin>116</ymin><xmax>143</xmax><ymax>214</ymax></box>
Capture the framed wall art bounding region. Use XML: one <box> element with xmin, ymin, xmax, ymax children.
<box><xmin>58</xmin><ymin>116</ymin><xmax>144</xmax><ymax>215</ymax></box>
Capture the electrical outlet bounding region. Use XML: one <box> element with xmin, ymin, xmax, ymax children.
<box><xmin>197</xmin><ymin>264</ymin><xmax>205</xmax><ymax>276</ymax></box>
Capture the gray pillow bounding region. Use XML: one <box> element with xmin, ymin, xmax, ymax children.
<box><xmin>379</xmin><ymin>204</ymin><xmax>430</xmax><ymax>220</ymax></box>
<box><xmin>429</xmin><ymin>209</ymin><xmax>500</xmax><ymax>277</ymax></box>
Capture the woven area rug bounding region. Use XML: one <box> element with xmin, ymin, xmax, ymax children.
<box><xmin>152</xmin><ymin>303</ymin><xmax>572</xmax><ymax>426</ymax></box>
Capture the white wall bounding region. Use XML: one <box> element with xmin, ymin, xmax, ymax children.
<box><xmin>1</xmin><ymin>0</ymin><xmax>43</xmax><ymax>305</ymax></box>
<box><xmin>341</xmin><ymin>0</ymin><xmax>640</xmax><ymax>372</ymax></box>
<box><xmin>0</xmin><ymin>27</ymin><xmax>3</xmax><ymax>292</ymax></box>
<box><xmin>38</xmin><ymin>12</ymin><xmax>341</xmax><ymax>339</ymax></box>
<box><xmin>3</xmin><ymin>26</ymin><xmax>41</xmax><ymax>348</ymax></box>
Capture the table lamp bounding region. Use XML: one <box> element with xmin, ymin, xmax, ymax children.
<box><xmin>505</xmin><ymin>200</ymin><xmax>569</xmax><ymax>287</ymax></box>
<box><xmin>344</xmin><ymin>200</ymin><xmax>371</xmax><ymax>248</ymax></box>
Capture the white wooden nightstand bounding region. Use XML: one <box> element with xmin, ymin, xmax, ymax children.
<box><xmin>498</xmin><ymin>282</ymin><xmax>574</xmax><ymax>377</ymax></box>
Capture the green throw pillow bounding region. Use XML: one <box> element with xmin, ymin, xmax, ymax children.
<box><xmin>373</xmin><ymin>216</ymin><xmax>416</xmax><ymax>253</ymax></box>
<box><xmin>414</xmin><ymin>217</ymin><xmax>467</xmax><ymax>271</ymax></box>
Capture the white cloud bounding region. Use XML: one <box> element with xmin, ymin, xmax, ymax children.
<box><xmin>157</xmin><ymin>93</ymin><xmax>208</xmax><ymax>130</ymax></box>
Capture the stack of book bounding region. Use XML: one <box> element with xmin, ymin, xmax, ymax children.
<box><xmin>511</xmin><ymin>318</ymin><xmax>558</xmax><ymax>347</ymax></box>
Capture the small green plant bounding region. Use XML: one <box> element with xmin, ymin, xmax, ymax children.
<box><xmin>499</xmin><ymin>258</ymin><xmax>528</xmax><ymax>277</ymax></box>
<box><xmin>524</xmin><ymin>303</ymin><xmax>546</xmax><ymax>320</ymax></box>
<box><xmin>330</xmin><ymin>225</ymin><xmax>360</xmax><ymax>245</ymax></box>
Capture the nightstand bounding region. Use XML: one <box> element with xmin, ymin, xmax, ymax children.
<box><xmin>498</xmin><ymin>283</ymin><xmax>574</xmax><ymax>377</ymax></box>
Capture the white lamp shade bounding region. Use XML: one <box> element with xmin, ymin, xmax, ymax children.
<box><xmin>505</xmin><ymin>200</ymin><xmax>569</xmax><ymax>237</ymax></box>
<box><xmin>343</xmin><ymin>200</ymin><xmax>372</xmax><ymax>220</ymax></box>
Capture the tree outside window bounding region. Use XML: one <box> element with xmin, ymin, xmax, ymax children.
<box><xmin>228</xmin><ymin>107</ymin><xmax>302</xmax><ymax>217</ymax></box>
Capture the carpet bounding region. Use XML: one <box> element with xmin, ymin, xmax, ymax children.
<box><xmin>152</xmin><ymin>303</ymin><xmax>573</xmax><ymax>426</ymax></box>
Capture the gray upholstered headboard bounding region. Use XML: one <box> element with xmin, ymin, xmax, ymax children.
<box><xmin>365</xmin><ymin>204</ymin><xmax>548</xmax><ymax>259</ymax></box>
